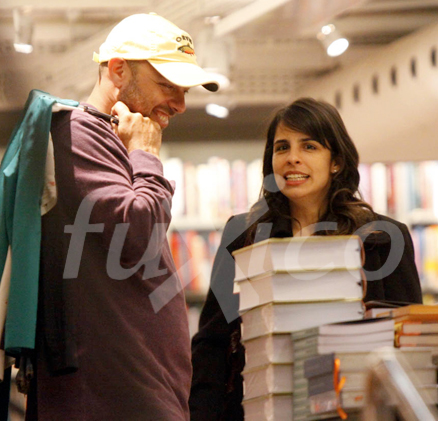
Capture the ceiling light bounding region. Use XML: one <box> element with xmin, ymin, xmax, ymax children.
<box><xmin>206</xmin><ymin>103</ymin><xmax>229</xmax><ymax>119</ymax></box>
<box><xmin>317</xmin><ymin>24</ymin><xmax>349</xmax><ymax>57</ymax></box>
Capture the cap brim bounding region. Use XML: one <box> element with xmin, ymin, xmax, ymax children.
<box><xmin>149</xmin><ymin>61</ymin><xmax>220</xmax><ymax>92</ymax></box>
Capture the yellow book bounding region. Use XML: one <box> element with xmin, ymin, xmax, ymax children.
<box><xmin>379</xmin><ymin>305</ymin><xmax>438</xmax><ymax>322</ymax></box>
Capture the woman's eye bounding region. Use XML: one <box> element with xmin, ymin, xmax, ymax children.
<box><xmin>304</xmin><ymin>143</ymin><xmax>317</xmax><ymax>150</ymax></box>
<box><xmin>275</xmin><ymin>144</ymin><xmax>288</xmax><ymax>152</ymax></box>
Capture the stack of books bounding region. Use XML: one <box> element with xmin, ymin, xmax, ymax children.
<box><xmin>302</xmin><ymin>347</ymin><xmax>436</xmax><ymax>420</ymax></box>
<box><xmin>291</xmin><ymin>318</ymin><xmax>394</xmax><ymax>420</ymax></box>
<box><xmin>232</xmin><ymin>236</ymin><xmax>365</xmax><ymax>421</ymax></box>
<box><xmin>379</xmin><ymin>304</ymin><xmax>438</xmax><ymax>349</ymax></box>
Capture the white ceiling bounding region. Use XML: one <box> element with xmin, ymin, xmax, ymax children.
<box><xmin>2</xmin><ymin>0</ymin><xmax>438</xmax><ymax>144</ymax></box>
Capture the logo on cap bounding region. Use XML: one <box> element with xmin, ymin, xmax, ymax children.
<box><xmin>178</xmin><ymin>45</ymin><xmax>195</xmax><ymax>55</ymax></box>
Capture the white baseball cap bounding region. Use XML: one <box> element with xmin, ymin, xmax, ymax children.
<box><xmin>93</xmin><ymin>13</ymin><xmax>220</xmax><ymax>92</ymax></box>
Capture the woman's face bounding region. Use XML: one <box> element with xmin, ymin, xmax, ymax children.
<box><xmin>271</xmin><ymin>122</ymin><xmax>338</xmax><ymax>210</ymax></box>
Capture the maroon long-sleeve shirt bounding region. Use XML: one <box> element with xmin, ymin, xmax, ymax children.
<box><xmin>30</xmin><ymin>105</ymin><xmax>191</xmax><ymax>420</ymax></box>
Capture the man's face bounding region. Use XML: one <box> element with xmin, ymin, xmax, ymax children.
<box><xmin>118</xmin><ymin>61</ymin><xmax>188</xmax><ymax>129</ymax></box>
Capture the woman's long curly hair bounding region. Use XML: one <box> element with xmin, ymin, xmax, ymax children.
<box><xmin>246</xmin><ymin>97</ymin><xmax>376</xmax><ymax>244</ymax></box>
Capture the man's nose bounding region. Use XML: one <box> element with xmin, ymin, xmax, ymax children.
<box><xmin>169</xmin><ymin>89</ymin><xmax>186</xmax><ymax>114</ymax></box>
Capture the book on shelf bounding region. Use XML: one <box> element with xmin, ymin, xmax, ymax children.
<box><xmin>242</xmin><ymin>393</ymin><xmax>293</xmax><ymax>421</ymax></box>
<box><xmin>240</xmin><ymin>300</ymin><xmax>365</xmax><ymax>341</ymax></box>
<box><xmin>236</xmin><ymin>268</ymin><xmax>363</xmax><ymax>312</ymax></box>
<box><xmin>230</xmin><ymin>159</ymin><xmax>248</xmax><ymax>214</ymax></box>
<box><xmin>242</xmin><ymin>363</ymin><xmax>293</xmax><ymax>400</ymax></box>
<box><xmin>162</xmin><ymin>157</ymin><xmax>185</xmax><ymax>218</ymax></box>
<box><xmin>246</xmin><ymin>158</ymin><xmax>263</xmax><ymax>208</ymax></box>
<box><xmin>243</xmin><ymin>333</ymin><xmax>293</xmax><ymax>371</ymax></box>
<box><xmin>232</xmin><ymin>235</ymin><xmax>363</xmax><ymax>281</ymax></box>
<box><xmin>182</xmin><ymin>161</ymin><xmax>198</xmax><ymax>218</ymax></box>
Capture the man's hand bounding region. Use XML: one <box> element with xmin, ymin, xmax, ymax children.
<box><xmin>111</xmin><ymin>101</ymin><xmax>162</xmax><ymax>157</ymax></box>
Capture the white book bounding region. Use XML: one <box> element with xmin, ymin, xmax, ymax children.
<box><xmin>163</xmin><ymin>157</ymin><xmax>185</xmax><ymax>218</ymax></box>
<box><xmin>242</xmin><ymin>393</ymin><xmax>293</xmax><ymax>421</ymax></box>
<box><xmin>241</xmin><ymin>300</ymin><xmax>364</xmax><ymax>341</ymax></box>
<box><xmin>237</xmin><ymin>268</ymin><xmax>363</xmax><ymax>311</ymax></box>
<box><xmin>317</xmin><ymin>329</ymin><xmax>394</xmax><ymax>345</ymax></box>
<box><xmin>243</xmin><ymin>334</ymin><xmax>293</xmax><ymax>370</ymax></box>
<box><xmin>246</xmin><ymin>158</ymin><xmax>263</xmax><ymax>207</ymax></box>
<box><xmin>243</xmin><ymin>363</ymin><xmax>293</xmax><ymax>400</ymax></box>
<box><xmin>233</xmin><ymin>236</ymin><xmax>362</xmax><ymax>281</ymax></box>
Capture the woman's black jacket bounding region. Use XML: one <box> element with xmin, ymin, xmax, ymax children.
<box><xmin>189</xmin><ymin>212</ymin><xmax>423</xmax><ymax>420</ymax></box>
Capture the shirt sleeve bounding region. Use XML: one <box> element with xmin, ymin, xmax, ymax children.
<box><xmin>54</xmin><ymin>112</ymin><xmax>174</xmax><ymax>266</ymax></box>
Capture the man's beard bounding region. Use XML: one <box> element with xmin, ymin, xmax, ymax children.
<box><xmin>118</xmin><ymin>75</ymin><xmax>144</xmax><ymax>115</ymax></box>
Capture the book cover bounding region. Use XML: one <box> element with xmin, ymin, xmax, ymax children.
<box><xmin>233</xmin><ymin>235</ymin><xmax>362</xmax><ymax>281</ymax></box>
<box><xmin>237</xmin><ymin>268</ymin><xmax>363</xmax><ymax>311</ymax></box>
<box><xmin>241</xmin><ymin>300</ymin><xmax>364</xmax><ymax>341</ymax></box>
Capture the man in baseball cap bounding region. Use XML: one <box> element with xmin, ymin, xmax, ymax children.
<box><xmin>28</xmin><ymin>13</ymin><xmax>216</xmax><ymax>421</ymax></box>
<box><xmin>93</xmin><ymin>13</ymin><xmax>220</xmax><ymax>93</ymax></box>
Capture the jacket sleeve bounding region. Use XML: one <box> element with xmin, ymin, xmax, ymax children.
<box><xmin>364</xmin><ymin>218</ymin><xmax>423</xmax><ymax>304</ymax></box>
<box><xmin>382</xmin><ymin>221</ymin><xmax>423</xmax><ymax>303</ymax></box>
<box><xmin>189</xmin><ymin>215</ymin><xmax>246</xmax><ymax>421</ymax></box>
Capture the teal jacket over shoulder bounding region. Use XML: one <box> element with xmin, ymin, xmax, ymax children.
<box><xmin>0</xmin><ymin>89</ymin><xmax>78</xmax><ymax>355</ymax></box>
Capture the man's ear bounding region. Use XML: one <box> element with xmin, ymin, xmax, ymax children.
<box><xmin>107</xmin><ymin>58</ymin><xmax>129</xmax><ymax>88</ymax></box>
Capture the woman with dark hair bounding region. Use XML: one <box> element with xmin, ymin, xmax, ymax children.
<box><xmin>189</xmin><ymin>98</ymin><xmax>422</xmax><ymax>420</ymax></box>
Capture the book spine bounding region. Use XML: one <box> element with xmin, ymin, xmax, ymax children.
<box><xmin>291</xmin><ymin>326</ymin><xmax>320</xmax><ymax>341</ymax></box>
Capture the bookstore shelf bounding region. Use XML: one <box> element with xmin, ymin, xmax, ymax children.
<box><xmin>165</xmin><ymin>157</ymin><xmax>438</xmax><ymax>342</ymax></box>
